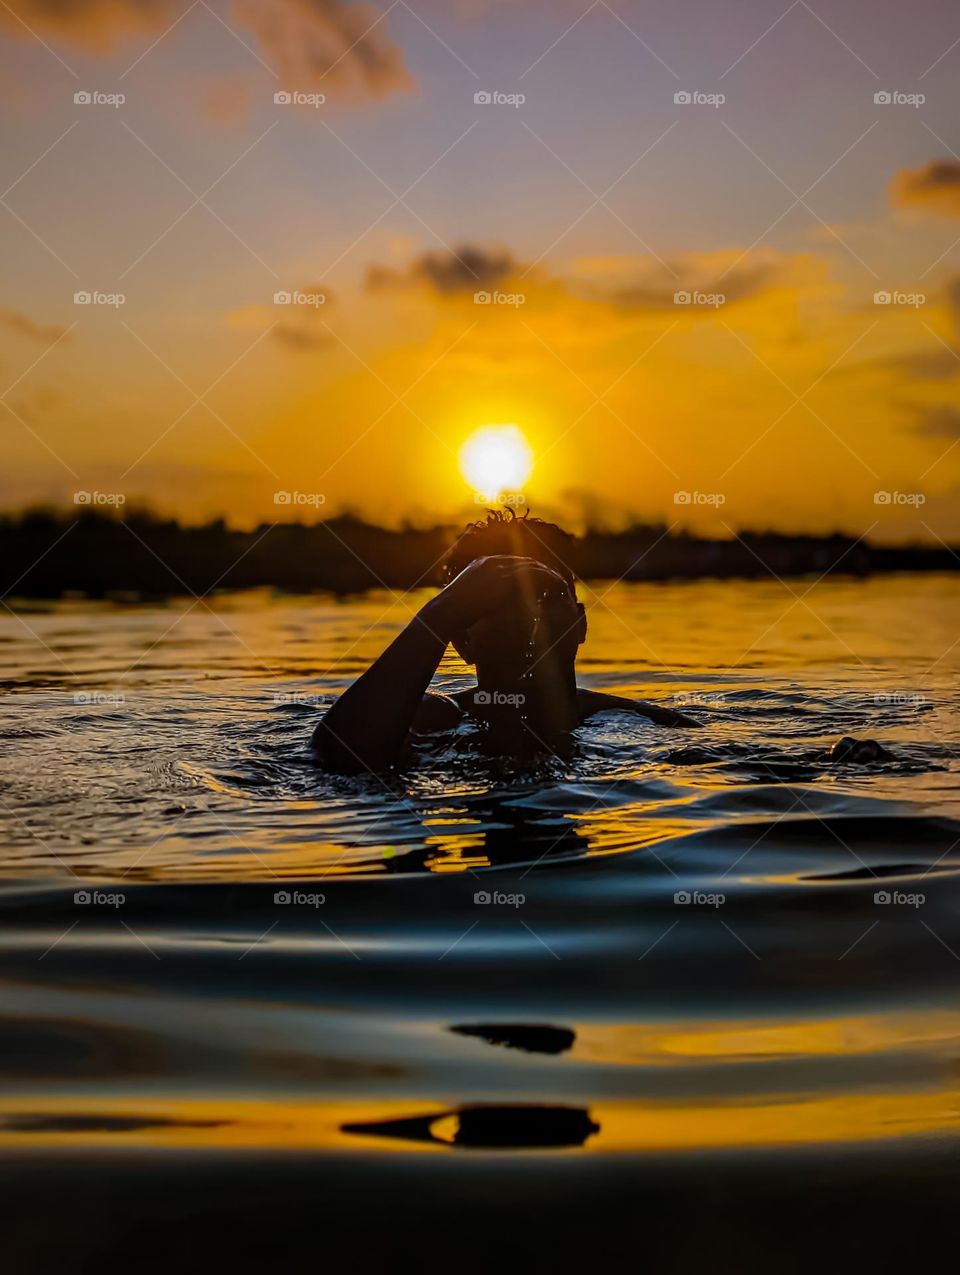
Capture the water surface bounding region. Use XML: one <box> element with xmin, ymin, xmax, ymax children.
<box><xmin>1</xmin><ymin>576</ymin><xmax>958</xmax><ymax>1260</ymax></box>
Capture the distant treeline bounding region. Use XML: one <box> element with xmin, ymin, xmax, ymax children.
<box><xmin>1</xmin><ymin>509</ymin><xmax>957</xmax><ymax>599</ymax></box>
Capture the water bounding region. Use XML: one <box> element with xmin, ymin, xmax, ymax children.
<box><xmin>1</xmin><ymin>576</ymin><xmax>958</xmax><ymax>1268</ymax></box>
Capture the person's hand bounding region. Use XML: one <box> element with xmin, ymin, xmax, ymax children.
<box><xmin>422</xmin><ymin>555</ymin><xmax>569</xmax><ymax>640</ymax></box>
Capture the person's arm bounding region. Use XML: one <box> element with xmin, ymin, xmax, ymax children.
<box><xmin>312</xmin><ymin>601</ymin><xmax>449</xmax><ymax>772</ymax></box>
<box><xmin>578</xmin><ymin>689</ymin><xmax>702</xmax><ymax>728</ymax></box>
<box><xmin>313</xmin><ymin>556</ymin><xmax>556</xmax><ymax>773</ymax></box>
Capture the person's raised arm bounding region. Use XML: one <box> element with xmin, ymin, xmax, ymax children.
<box><xmin>311</xmin><ymin>601</ymin><xmax>449</xmax><ymax>773</ymax></box>
<box><xmin>312</xmin><ymin>557</ymin><xmax>548</xmax><ymax>772</ymax></box>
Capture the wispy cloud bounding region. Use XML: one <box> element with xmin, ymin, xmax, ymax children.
<box><xmin>891</xmin><ymin>160</ymin><xmax>960</xmax><ymax>217</ymax></box>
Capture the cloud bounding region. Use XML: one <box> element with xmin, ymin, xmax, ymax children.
<box><xmin>231</xmin><ymin>0</ymin><xmax>414</xmax><ymax>102</ymax></box>
<box><xmin>891</xmin><ymin>161</ymin><xmax>960</xmax><ymax>217</ymax></box>
<box><xmin>229</xmin><ymin>284</ymin><xmax>334</xmax><ymax>351</ymax></box>
<box><xmin>0</xmin><ymin>309</ymin><xmax>70</xmax><ymax>343</ymax></box>
<box><xmin>0</xmin><ymin>0</ymin><xmax>176</xmax><ymax>52</ymax></box>
<box><xmin>365</xmin><ymin>244</ymin><xmax>523</xmax><ymax>295</ymax></box>
<box><xmin>884</xmin><ymin>347</ymin><xmax>960</xmax><ymax>381</ymax></box>
<box><xmin>566</xmin><ymin>251</ymin><xmax>797</xmax><ymax>311</ymax></box>
<box><xmin>913</xmin><ymin>404</ymin><xmax>960</xmax><ymax>440</ymax></box>
<box><xmin>1</xmin><ymin>0</ymin><xmax>414</xmax><ymax>103</ymax></box>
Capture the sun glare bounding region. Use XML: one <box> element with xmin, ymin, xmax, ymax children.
<box><xmin>459</xmin><ymin>425</ymin><xmax>534</xmax><ymax>497</ymax></box>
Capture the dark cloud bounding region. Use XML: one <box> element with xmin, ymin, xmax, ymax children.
<box><xmin>366</xmin><ymin>245</ymin><xmax>522</xmax><ymax>296</ymax></box>
<box><xmin>273</xmin><ymin>319</ymin><xmax>332</xmax><ymax>350</ymax></box>
<box><xmin>231</xmin><ymin>0</ymin><xmax>413</xmax><ymax>101</ymax></box>
<box><xmin>1</xmin><ymin>0</ymin><xmax>414</xmax><ymax>102</ymax></box>
<box><xmin>572</xmin><ymin>258</ymin><xmax>787</xmax><ymax>311</ymax></box>
<box><xmin>272</xmin><ymin>283</ymin><xmax>334</xmax><ymax>351</ymax></box>
<box><xmin>913</xmin><ymin>404</ymin><xmax>960</xmax><ymax>440</ymax></box>
<box><xmin>884</xmin><ymin>347</ymin><xmax>960</xmax><ymax>381</ymax></box>
<box><xmin>891</xmin><ymin>161</ymin><xmax>960</xmax><ymax>216</ymax></box>
<box><xmin>0</xmin><ymin>1</ymin><xmax>175</xmax><ymax>52</ymax></box>
<box><xmin>0</xmin><ymin>309</ymin><xmax>70</xmax><ymax>343</ymax></box>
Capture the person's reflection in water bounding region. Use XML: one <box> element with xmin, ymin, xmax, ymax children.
<box><xmin>381</xmin><ymin>796</ymin><xmax>590</xmax><ymax>874</ymax></box>
<box><xmin>342</xmin><ymin>1105</ymin><xmax>600</xmax><ymax>1150</ymax></box>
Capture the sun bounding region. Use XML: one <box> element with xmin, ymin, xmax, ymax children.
<box><xmin>459</xmin><ymin>425</ymin><xmax>533</xmax><ymax>497</ymax></box>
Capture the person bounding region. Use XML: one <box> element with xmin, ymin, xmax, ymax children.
<box><xmin>312</xmin><ymin>510</ymin><xmax>699</xmax><ymax>773</ymax></box>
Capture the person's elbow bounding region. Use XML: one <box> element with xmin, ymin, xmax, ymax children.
<box><xmin>311</xmin><ymin>712</ymin><xmax>396</xmax><ymax>773</ymax></box>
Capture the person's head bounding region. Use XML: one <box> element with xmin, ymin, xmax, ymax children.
<box><xmin>442</xmin><ymin>510</ymin><xmax>586</xmax><ymax>684</ymax></box>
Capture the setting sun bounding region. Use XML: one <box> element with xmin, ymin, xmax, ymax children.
<box><xmin>459</xmin><ymin>426</ymin><xmax>534</xmax><ymax>497</ymax></box>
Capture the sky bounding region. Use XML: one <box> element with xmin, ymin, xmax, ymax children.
<box><xmin>2</xmin><ymin>0</ymin><xmax>960</xmax><ymax>540</ymax></box>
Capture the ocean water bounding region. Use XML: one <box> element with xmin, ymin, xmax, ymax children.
<box><xmin>1</xmin><ymin>575</ymin><xmax>958</xmax><ymax>1269</ymax></box>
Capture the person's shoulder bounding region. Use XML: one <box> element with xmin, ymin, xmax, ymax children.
<box><xmin>410</xmin><ymin>691</ymin><xmax>465</xmax><ymax>734</ymax></box>
<box><xmin>576</xmin><ymin>688</ymin><xmax>701</xmax><ymax>727</ymax></box>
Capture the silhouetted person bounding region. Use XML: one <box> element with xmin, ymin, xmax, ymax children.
<box><xmin>313</xmin><ymin>511</ymin><xmax>699</xmax><ymax>772</ymax></box>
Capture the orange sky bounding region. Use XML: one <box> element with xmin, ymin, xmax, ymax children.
<box><xmin>2</xmin><ymin>0</ymin><xmax>960</xmax><ymax>540</ymax></box>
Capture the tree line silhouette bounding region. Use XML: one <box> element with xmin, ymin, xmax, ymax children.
<box><xmin>1</xmin><ymin>508</ymin><xmax>955</xmax><ymax>598</ymax></box>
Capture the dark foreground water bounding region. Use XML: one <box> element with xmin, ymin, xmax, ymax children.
<box><xmin>1</xmin><ymin>576</ymin><xmax>958</xmax><ymax>1270</ymax></box>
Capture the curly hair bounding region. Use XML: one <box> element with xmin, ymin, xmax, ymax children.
<box><xmin>442</xmin><ymin>509</ymin><xmax>577</xmax><ymax>585</ymax></box>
